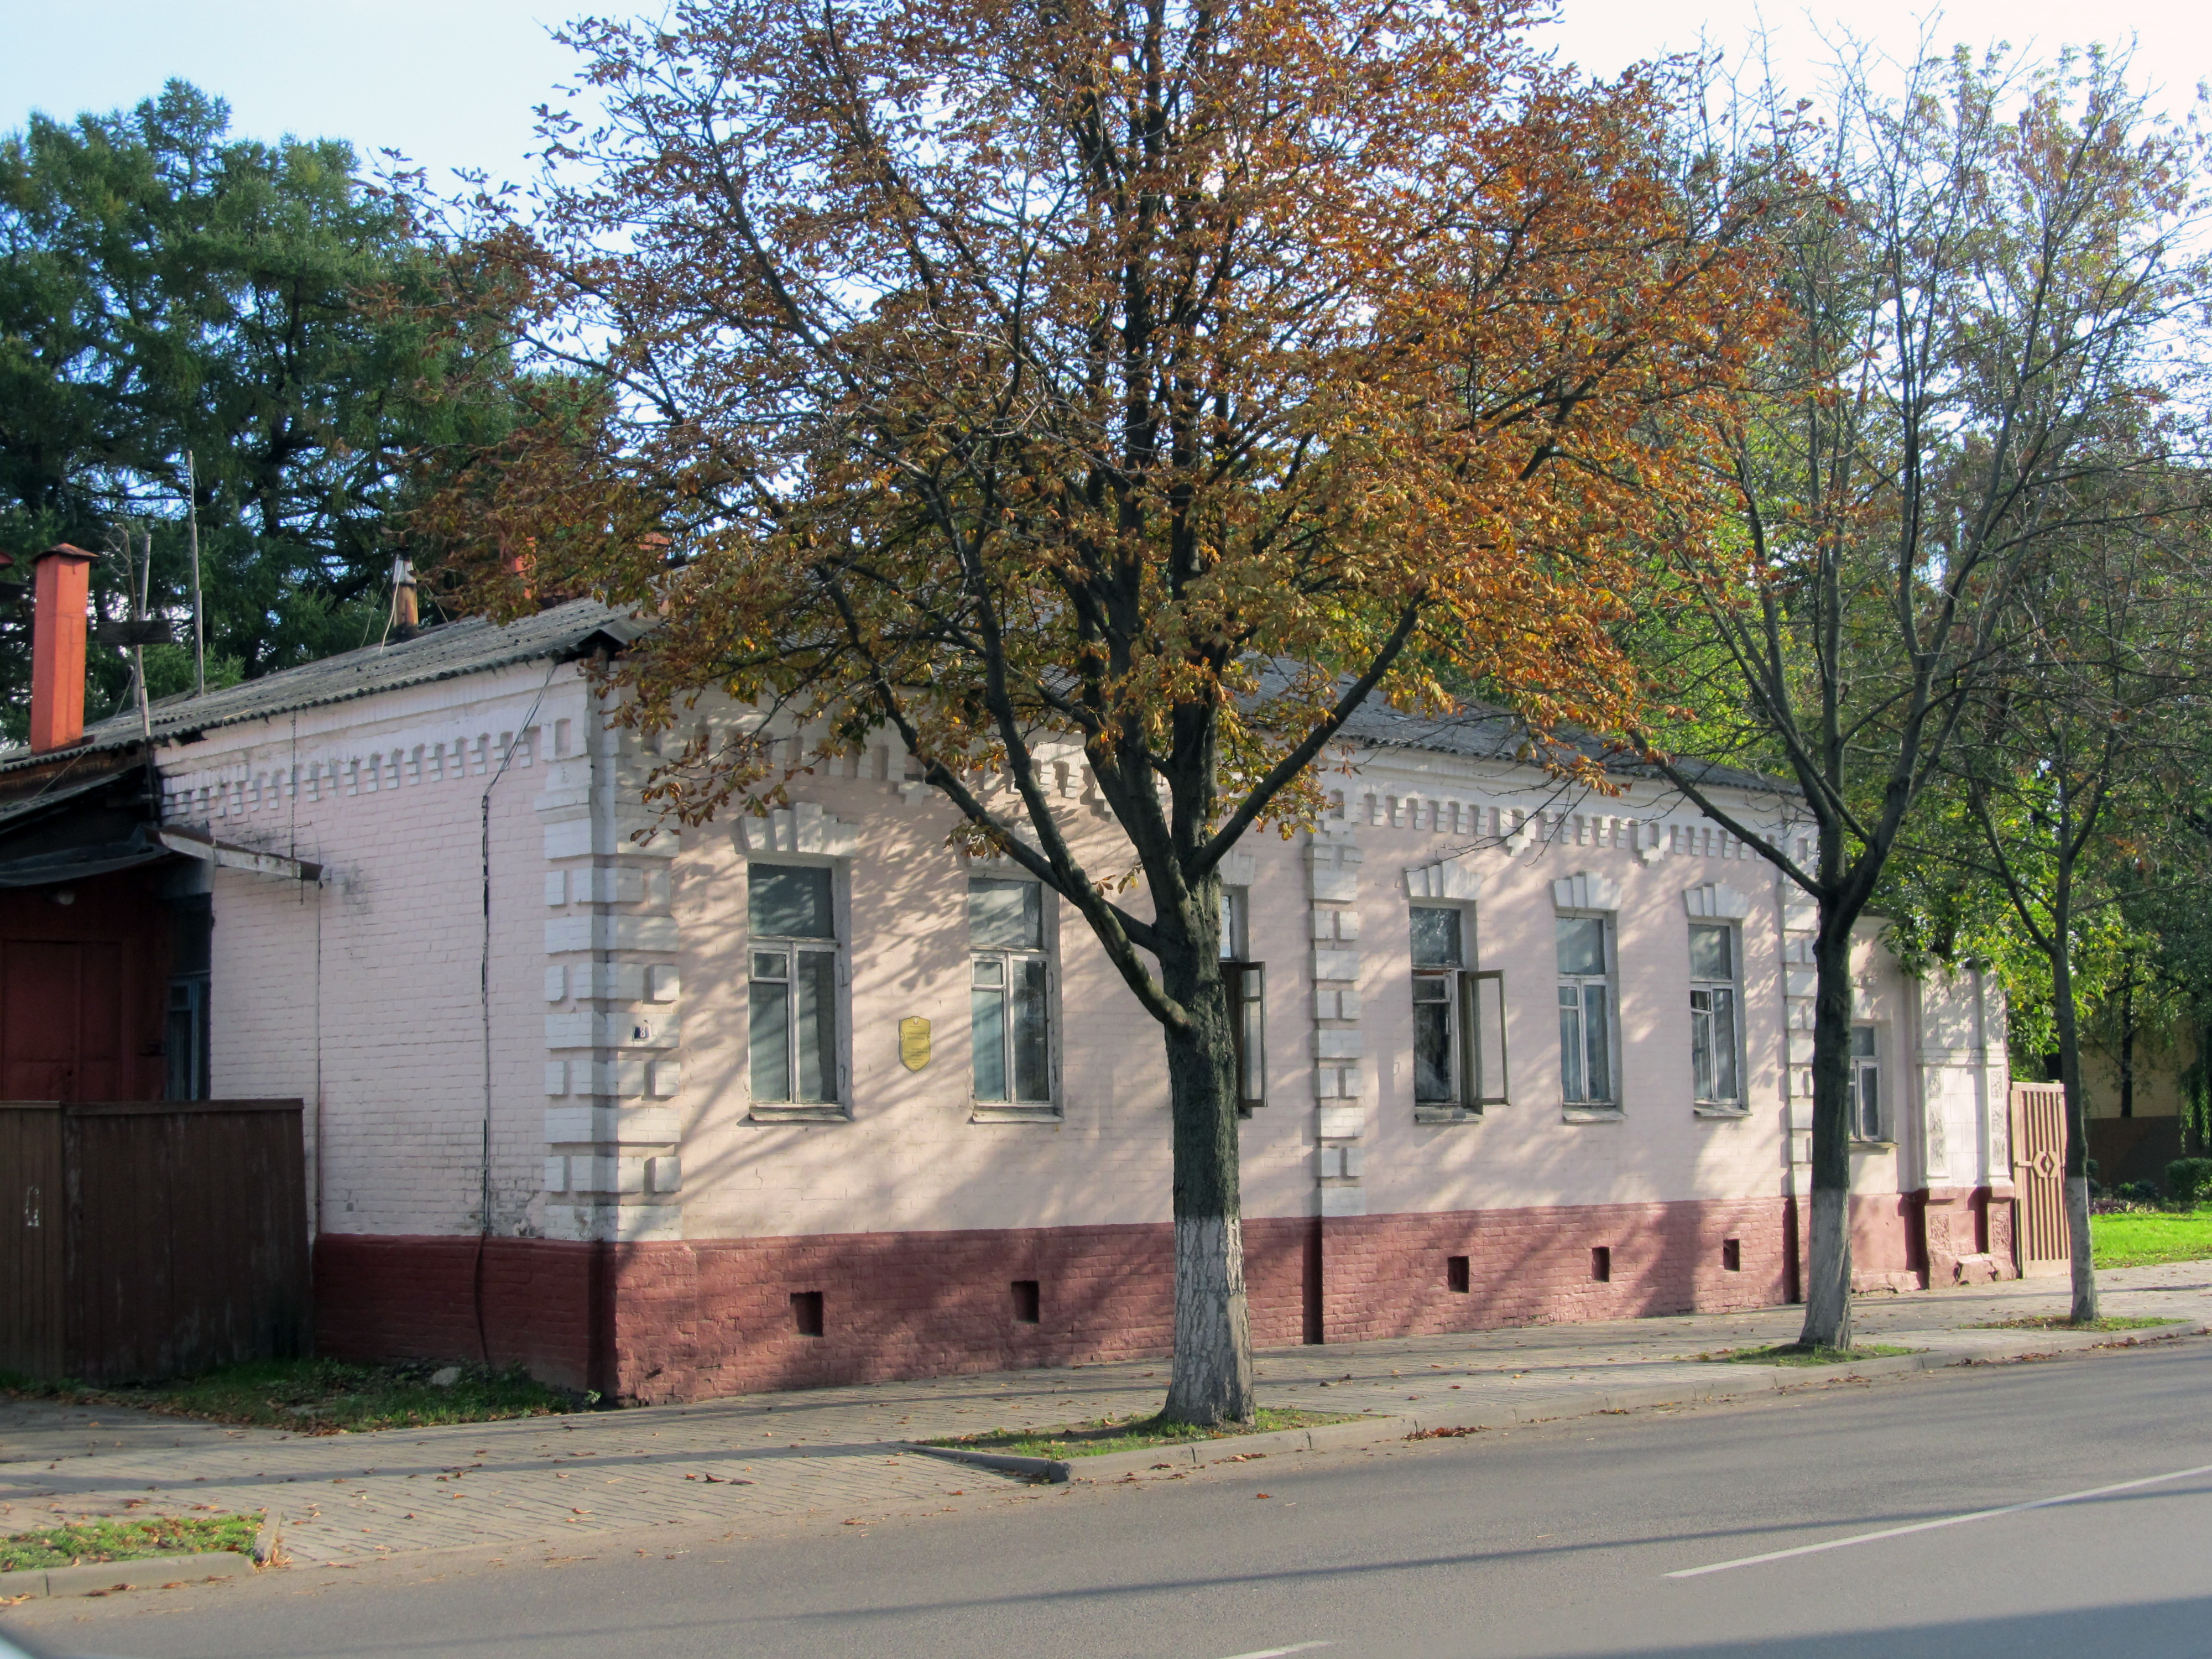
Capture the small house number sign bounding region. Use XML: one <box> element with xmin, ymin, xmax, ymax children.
<box><xmin>898</xmin><ymin>1016</ymin><xmax>931</xmax><ymax>1071</ymax></box>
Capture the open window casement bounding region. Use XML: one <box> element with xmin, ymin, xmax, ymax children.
<box><xmin>1219</xmin><ymin>885</ymin><xmax>1266</xmax><ymax>1112</ymax></box>
<box><xmin>1470</xmin><ymin>968</ymin><xmax>1509</xmax><ymax>1109</ymax></box>
<box><xmin>1224</xmin><ymin>959</ymin><xmax>1267</xmax><ymax>1112</ymax></box>
<box><xmin>1411</xmin><ymin>905</ymin><xmax>1509</xmax><ymax>1116</ymax></box>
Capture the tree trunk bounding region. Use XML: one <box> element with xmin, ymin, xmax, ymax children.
<box><xmin>2051</xmin><ymin>938</ymin><xmax>2100</xmax><ymax>1323</ymax></box>
<box><xmin>1799</xmin><ymin>918</ymin><xmax>1857</xmax><ymax>1350</ymax></box>
<box><xmin>2118</xmin><ymin>970</ymin><xmax>2136</xmax><ymax>1120</ymax></box>
<box><xmin>1159</xmin><ymin>941</ymin><xmax>1255</xmax><ymax>1426</ymax></box>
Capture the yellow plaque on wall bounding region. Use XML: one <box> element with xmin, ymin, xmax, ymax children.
<box><xmin>898</xmin><ymin>1016</ymin><xmax>932</xmax><ymax>1072</ymax></box>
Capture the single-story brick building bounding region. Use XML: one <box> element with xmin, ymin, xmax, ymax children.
<box><xmin>1</xmin><ymin>546</ymin><xmax>2018</xmax><ymax>1399</ymax></box>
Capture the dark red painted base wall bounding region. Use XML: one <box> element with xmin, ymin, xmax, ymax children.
<box><xmin>315</xmin><ymin>1235</ymin><xmax>597</xmax><ymax>1390</ymax></box>
<box><xmin>316</xmin><ymin>1193</ymin><xmax>1921</xmax><ymax>1404</ymax></box>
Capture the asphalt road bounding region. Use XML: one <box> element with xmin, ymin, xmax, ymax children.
<box><xmin>14</xmin><ymin>1338</ymin><xmax>2212</xmax><ymax>1659</ymax></box>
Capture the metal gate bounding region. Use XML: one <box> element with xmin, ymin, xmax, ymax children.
<box><xmin>2011</xmin><ymin>1082</ymin><xmax>2070</xmax><ymax>1277</ymax></box>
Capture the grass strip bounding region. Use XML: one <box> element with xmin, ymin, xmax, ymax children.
<box><xmin>0</xmin><ymin>1358</ymin><xmax>585</xmax><ymax>1433</ymax></box>
<box><xmin>1698</xmin><ymin>1343</ymin><xmax>1921</xmax><ymax>1366</ymax></box>
<box><xmin>2091</xmin><ymin>1209</ymin><xmax>2212</xmax><ymax>1270</ymax></box>
<box><xmin>926</xmin><ymin>1406</ymin><xmax>1358</xmax><ymax>1460</ymax></box>
<box><xmin>1969</xmin><ymin>1314</ymin><xmax>2185</xmax><ymax>1332</ymax></box>
<box><xmin>1</xmin><ymin>1513</ymin><xmax>259</xmax><ymax>1573</ymax></box>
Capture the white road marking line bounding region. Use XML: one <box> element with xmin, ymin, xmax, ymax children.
<box><xmin>1668</xmin><ymin>1459</ymin><xmax>2212</xmax><ymax>1578</ymax></box>
<box><xmin>1214</xmin><ymin>1645</ymin><xmax>1333</xmax><ymax>1659</ymax></box>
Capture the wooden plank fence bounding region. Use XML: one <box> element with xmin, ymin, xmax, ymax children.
<box><xmin>0</xmin><ymin>1100</ymin><xmax>307</xmax><ymax>1383</ymax></box>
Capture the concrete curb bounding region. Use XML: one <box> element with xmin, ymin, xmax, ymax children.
<box><xmin>0</xmin><ymin>1551</ymin><xmax>252</xmax><ymax>1601</ymax></box>
<box><xmin>902</xmin><ymin>1442</ymin><xmax>1072</xmax><ymax>1483</ymax></box>
<box><xmin>1039</xmin><ymin>1326</ymin><xmax>2210</xmax><ymax>1485</ymax></box>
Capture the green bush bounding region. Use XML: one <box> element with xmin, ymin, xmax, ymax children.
<box><xmin>2166</xmin><ymin>1158</ymin><xmax>2212</xmax><ymax>1206</ymax></box>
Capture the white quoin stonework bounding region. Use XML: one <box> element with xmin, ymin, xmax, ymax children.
<box><xmin>1308</xmin><ymin>818</ymin><xmax>1365</xmax><ymax>1217</ymax></box>
<box><xmin>537</xmin><ymin>706</ymin><xmax>687</xmax><ymax>1243</ymax></box>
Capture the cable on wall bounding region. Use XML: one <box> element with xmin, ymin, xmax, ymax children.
<box><xmin>473</xmin><ymin>656</ymin><xmax>564</xmax><ymax>1366</ymax></box>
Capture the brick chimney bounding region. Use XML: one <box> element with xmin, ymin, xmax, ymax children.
<box><xmin>30</xmin><ymin>544</ymin><xmax>95</xmax><ymax>753</ymax></box>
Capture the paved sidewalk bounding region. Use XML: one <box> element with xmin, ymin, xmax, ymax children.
<box><xmin>4</xmin><ymin>1261</ymin><xmax>2206</xmax><ymax>1571</ymax></box>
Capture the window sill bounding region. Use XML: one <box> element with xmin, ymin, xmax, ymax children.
<box><xmin>747</xmin><ymin>1104</ymin><xmax>850</xmax><ymax>1124</ymax></box>
<box><xmin>1413</xmin><ymin>1104</ymin><xmax>1485</xmax><ymax>1125</ymax></box>
<box><xmin>1850</xmin><ymin>1136</ymin><xmax>1896</xmax><ymax>1150</ymax></box>
<box><xmin>1694</xmin><ymin>1102</ymin><xmax>1752</xmax><ymax>1120</ymax></box>
<box><xmin>970</xmin><ymin>1103</ymin><xmax>1063</xmax><ymax>1124</ymax></box>
<box><xmin>1561</xmin><ymin>1104</ymin><xmax>1625</xmax><ymax>1124</ymax></box>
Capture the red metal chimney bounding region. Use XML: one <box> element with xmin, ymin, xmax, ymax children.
<box><xmin>30</xmin><ymin>544</ymin><xmax>95</xmax><ymax>754</ymax></box>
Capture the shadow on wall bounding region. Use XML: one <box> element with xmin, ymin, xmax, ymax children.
<box><xmin>322</xmin><ymin>784</ymin><xmax>1873</xmax><ymax>1401</ymax></box>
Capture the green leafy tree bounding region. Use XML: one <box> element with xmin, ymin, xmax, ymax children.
<box><xmin>1626</xmin><ymin>44</ymin><xmax>2212</xmax><ymax>1348</ymax></box>
<box><xmin>1894</xmin><ymin>487</ymin><xmax>2212</xmax><ymax>1315</ymax></box>
<box><xmin>0</xmin><ymin>80</ymin><xmax>523</xmax><ymax>731</ymax></box>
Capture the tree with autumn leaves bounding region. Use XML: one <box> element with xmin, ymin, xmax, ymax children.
<box><xmin>425</xmin><ymin>0</ymin><xmax>1775</xmax><ymax>1422</ymax></box>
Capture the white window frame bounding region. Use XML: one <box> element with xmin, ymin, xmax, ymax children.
<box><xmin>1851</xmin><ymin>1022</ymin><xmax>1885</xmax><ymax>1142</ymax></box>
<box><xmin>1556</xmin><ymin>910</ymin><xmax>1618</xmax><ymax>1112</ymax></box>
<box><xmin>745</xmin><ymin>859</ymin><xmax>849</xmax><ymax>1121</ymax></box>
<box><xmin>968</xmin><ymin>875</ymin><xmax>1060</xmax><ymax>1120</ymax></box>
<box><xmin>1410</xmin><ymin>901</ymin><xmax>1508</xmax><ymax>1120</ymax></box>
<box><xmin>1688</xmin><ymin>920</ymin><xmax>1745</xmax><ymax>1112</ymax></box>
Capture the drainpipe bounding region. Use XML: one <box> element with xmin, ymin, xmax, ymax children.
<box><xmin>29</xmin><ymin>545</ymin><xmax>95</xmax><ymax>754</ymax></box>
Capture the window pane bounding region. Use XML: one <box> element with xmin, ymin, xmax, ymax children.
<box><xmin>1859</xmin><ymin>1064</ymin><xmax>1880</xmax><ymax>1138</ymax></box>
<box><xmin>165</xmin><ymin>980</ymin><xmax>202</xmax><ymax>1102</ymax></box>
<box><xmin>794</xmin><ymin>951</ymin><xmax>837</xmax><ymax>1102</ymax></box>
<box><xmin>1558</xmin><ymin>985</ymin><xmax>1584</xmax><ymax>1103</ymax></box>
<box><xmin>972</xmin><ymin>985</ymin><xmax>1008</xmax><ymax>1100</ymax></box>
<box><xmin>1851</xmin><ymin>1025</ymin><xmax>1877</xmax><ymax>1059</ymax></box>
<box><xmin>1238</xmin><ymin>966</ymin><xmax>1267</xmax><ymax>1103</ymax></box>
<box><xmin>750</xmin><ymin>864</ymin><xmax>833</xmax><ymax>938</ymax></box>
<box><xmin>1582</xmin><ymin>983</ymin><xmax>1611</xmax><ymax>1100</ymax></box>
<box><xmin>1013</xmin><ymin>957</ymin><xmax>1051</xmax><ymax>1102</ymax></box>
<box><xmin>1219</xmin><ymin>889</ymin><xmax>1244</xmax><ymax>959</ymax></box>
<box><xmin>1556</xmin><ymin>915</ymin><xmax>1606</xmax><ymax>976</ymax></box>
<box><xmin>969</xmin><ymin>879</ymin><xmax>1043</xmax><ymax>950</ymax></box>
<box><xmin>1410</xmin><ymin>907</ymin><xmax>1463</xmax><ymax>968</ymax></box>
<box><xmin>1688</xmin><ymin>923</ymin><xmax>1733</xmax><ymax>982</ymax></box>
<box><xmin>1709</xmin><ymin>988</ymin><xmax>1739</xmax><ymax>1100</ymax></box>
<box><xmin>972</xmin><ymin>956</ymin><xmax>1004</xmax><ymax>987</ymax></box>
<box><xmin>749</xmin><ymin>980</ymin><xmax>791</xmax><ymax>1101</ymax></box>
<box><xmin>753</xmin><ymin>950</ymin><xmax>787</xmax><ymax>980</ymax></box>
<box><xmin>1414</xmin><ymin>993</ymin><xmax>1454</xmax><ymax>1102</ymax></box>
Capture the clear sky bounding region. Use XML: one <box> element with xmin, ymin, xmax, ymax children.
<box><xmin>1</xmin><ymin>0</ymin><xmax>2203</xmax><ymax>187</ymax></box>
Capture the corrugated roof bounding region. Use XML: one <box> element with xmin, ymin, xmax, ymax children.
<box><xmin>1</xmin><ymin>600</ymin><xmax>1787</xmax><ymax>800</ymax></box>
<box><xmin>1256</xmin><ymin>666</ymin><xmax>1792</xmax><ymax>797</ymax></box>
<box><xmin>0</xmin><ymin>599</ymin><xmax>642</xmax><ymax>774</ymax></box>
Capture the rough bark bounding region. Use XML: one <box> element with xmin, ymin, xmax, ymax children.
<box><xmin>1159</xmin><ymin>920</ymin><xmax>1255</xmax><ymax>1425</ymax></box>
<box><xmin>1799</xmin><ymin>920</ymin><xmax>1858</xmax><ymax>1350</ymax></box>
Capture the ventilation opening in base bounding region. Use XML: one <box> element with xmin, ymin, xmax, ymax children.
<box><xmin>791</xmin><ymin>1289</ymin><xmax>825</xmax><ymax>1337</ymax></box>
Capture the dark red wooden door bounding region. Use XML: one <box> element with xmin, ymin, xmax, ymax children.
<box><xmin>3</xmin><ymin>938</ymin><xmax>132</xmax><ymax>1102</ymax></box>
